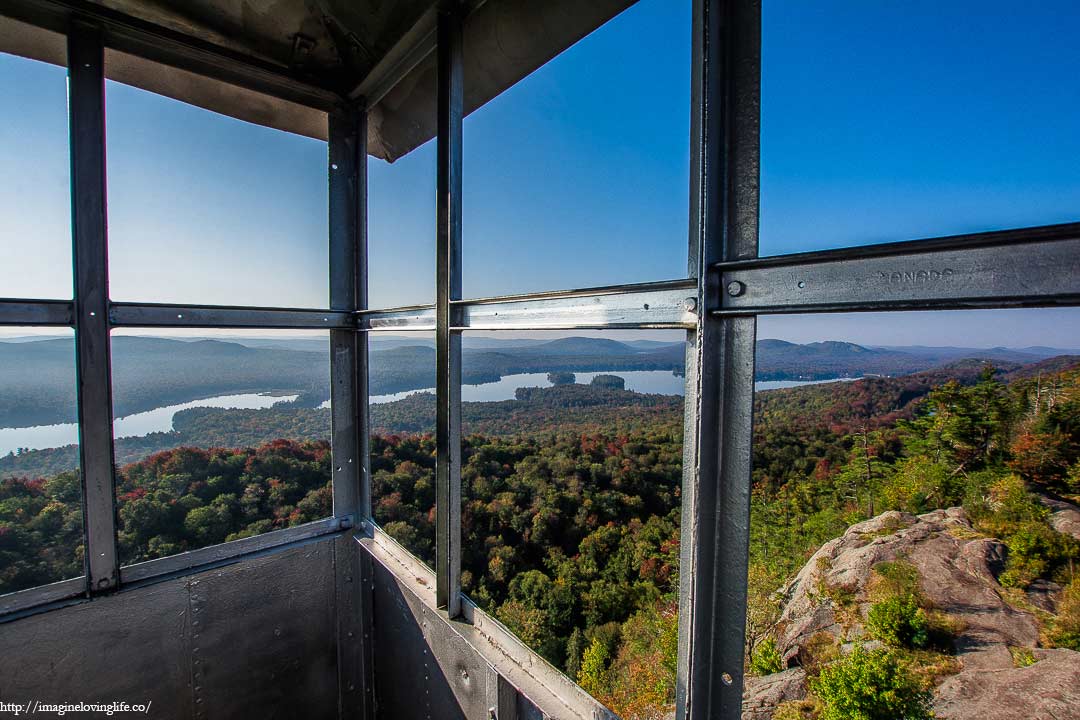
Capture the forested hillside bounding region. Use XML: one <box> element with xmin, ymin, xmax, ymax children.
<box><xmin>2</xmin><ymin>356</ymin><xmax>1079</xmax><ymax>719</ymax></box>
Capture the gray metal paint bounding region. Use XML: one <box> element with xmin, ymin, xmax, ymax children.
<box><xmin>328</xmin><ymin>107</ymin><xmax>373</xmax><ymax>720</ymax></box>
<box><xmin>718</xmin><ymin>228</ymin><xmax>1080</xmax><ymax>315</ymax></box>
<box><xmin>190</xmin><ymin>543</ymin><xmax>339</xmax><ymax>719</ymax></box>
<box><xmin>109</xmin><ymin>303</ymin><xmax>354</xmax><ymax>329</ymax></box>
<box><xmin>69</xmin><ymin>22</ymin><xmax>120</xmax><ymax>595</ymax></box>
<box><xmin>678</xmin><ymin>2</ymin><xmax>760</xmax><ymax>720</ymax></box>
<box><xmin>0</xmin><ymin>299</ymin><xmax>72</xmax><ymax>326</ymax></box>
<box><xmin>0</xmin><ymin>576</ymin><xmax>85</xmax><ymax>617</ymax></box>
<box><xmin>371</xmin><ymin>559</ymin><xmax>470</xmax><ymax>720</ymax></box>
<box><xmin>456</xmin><ymin>281</ymin><xmax>697</xmax><ymax>330</ymax></box>
<box><xmin>0</xmin><ymin>539</ymin><xmax>344</xmax><ymax>720</ymax></box>
<box><xmin>119</xmin><ymin>517</ymin><xmax>342</xmax><ymax>585</ymax></box>
<box><xmin>435</xmin><ymin>4</ymin><xmax>464</xmax><ymax>619</ymax></box>
<box><xmin>363</xmin><ymin>528</ymin><xmax>616</xmax><ymax>720</ymax></box>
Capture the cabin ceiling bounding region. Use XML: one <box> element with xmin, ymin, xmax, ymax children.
<box><xmin>92</xmin><ymin>0</ymin><xmax>433</xmax><ymax>87</ymax></box>
<box><xmin>0</xmin><ymin>0</ymin><xmax>636</xmax><ymax>160</ymax></box>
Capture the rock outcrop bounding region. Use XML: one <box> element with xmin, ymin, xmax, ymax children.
<box><xmin>933</xmin><ymin>648</ymin><xmax>1080</xmax><ymax>719</ymax></box>
<box><xmin>1041</xmin><ymin>493</ymin><xmax>1080</xmax><ymax>541</ymax></box>
<box><xmin>743</xmin><ymin>506</ymin><xmax>1080</xmax><ymax>720</ymax></box>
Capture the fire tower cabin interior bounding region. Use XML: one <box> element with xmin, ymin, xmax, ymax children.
<box><xmin>2</xmin><ymin>1</ymin><xmax>1079</xmax><ymax>720</ymax></box>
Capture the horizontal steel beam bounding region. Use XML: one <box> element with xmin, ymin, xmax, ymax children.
<box><xmin>0</xmin><ymin>576</ymin><xmax>86</xmax><ymax>620</ymax></box>
<box><xmin>360</xmin><ymin>304</ymin><xmax>437</xmax><ymax>331</ymax></box>
<box><xmin>715</xmin><ymin>223</ymin><xmax>1080</xmax><ymax>315</ymax></box>
<box><xmin>0</xmin><ymin>299</ymin><xmax>73</xmax><ymax>326</ymax></box>
<box><xmin>360</xmin><ymin>280</ymin><xmax>699</xmax><ymax>331</ymax></box>
<box><xmin>120</xmin><ymin>516</ymin><xmax>346</xmax><ymax>585</ymax></box>
<box><xmin>109</xmin><ymin>303</ymin><xmax>354</xmax><ymax>329</ymax></box>
<box><xmin>456</xmin><ymin>279</ymin><xmax>699</xmax><ymax>330</ymax></box>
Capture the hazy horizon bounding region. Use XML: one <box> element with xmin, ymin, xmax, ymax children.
<box><xmin>2</xmin><ymin>0</ymin><xmax>1078</xmax><ymax>348</ymax></box>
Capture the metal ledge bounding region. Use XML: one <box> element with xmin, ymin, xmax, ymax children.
<box><xmin>361</xmin><ymin>525</ymin><xmax>618</xmax><ymax>720</ymax></box>
<box><xmin>0</xmin><ymin>576</ymin><xmax>86</xmax><ymax>619</ymax></box>
<box><xmin>120</xmin><ymin>516</ymin><xmax>347</xmax><ymax>584</ymax></box>
<box><xmin>0</xmin><ymin>299</ymin><xmax>73</xmax><ymax>326</ymax></box>
<box><xmin>0</xmin><ymin>519</ymin><xmax>349</xmax><ymax>622</ymax></box>
<box><xmin>715</xmin><ymin>223</ymin><xmax>1080</xmax><ymax>315</ymax></box>
<box><xmin>361</xmin><ymin>304</ymin><xmax>438</xmax><ymax>331</ymax></box>
<box><xmin>109</xmin><ymin>303</ymin><xmax>355</xmax><ymax>329</ymax></box>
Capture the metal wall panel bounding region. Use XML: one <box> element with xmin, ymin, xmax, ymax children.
<box><xmin>371</xmin><ymin>559</ymin><xmax>472</xmax><ymax>720</ymax></box>
<box><xmin>0</xmin><ymin>538</ymin><xmax>348</xmax><ymax>720</ymax></box>
<box><xmin>190</xmin><ymin>542</ymin><xmax>339</xmax><ymax>720</ymax></box>
<box><xmin>0</xmin><ymin>579</ymin><xmax>192</xmax><ymax>719</ymax></box>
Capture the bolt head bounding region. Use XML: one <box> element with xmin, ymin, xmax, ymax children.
<box><xmin>726</xmin><ymin>280</ymin><xmax>745</xmax><ymax>297</ymax></box>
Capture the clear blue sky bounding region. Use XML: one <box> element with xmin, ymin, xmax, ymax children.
<box><xmin>2</xmin><ymin>0</ymin><xmax>1079</xmax><ymax>346</ymax></box>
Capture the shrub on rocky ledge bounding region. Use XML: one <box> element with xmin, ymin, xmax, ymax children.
<box><xmin>810</xmin><ymin>646</ymin><xmax>932</xmax><ymax>720</ymax></box>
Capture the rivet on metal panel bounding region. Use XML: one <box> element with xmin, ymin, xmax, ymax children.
<box><xmin>726</xmin><ymin>280</ymin><xmax>745</xmax><ymax>297</ymax></box>
<box><xmin>721</xmin><ymin>672</ymin><xmax>733</xmax><ymax>685</ymax></box>
<box><xmin>684</xmin><ymin>297</ymin><xmax>698</xmax><ymax>312</ymax></box>
<box><xmin>460</xmin><ymin>669</ymin><xmax>469</xmax><ymax>682</ymax></box>
<box><xmin>643</xmin><ymin>303</ymin><xmax>650</xmax><ymax>310</ymax></box>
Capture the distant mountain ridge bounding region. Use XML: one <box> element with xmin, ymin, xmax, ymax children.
<box><xmin>2</xmin><ymin>335</ymin><xmax>1076</xmax><ymax>429</ymax></box>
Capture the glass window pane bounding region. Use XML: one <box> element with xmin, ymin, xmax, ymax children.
<box><xmin>0</xmin><ymin>51</ymin><xmax>71</xmax><ymax>300</ymax></box>
<box><xmin>111</xmin><ymin>330</ymin><xmax>332</xmax><ymax>565</ymax></box>
<box><xmin>762</xmin><ymin>1</ymin><xmax>1080</xmax><ymax>256</ymax></box>
<box><xmin>461</xmin><ymin>330</ymin><xmax>685</xmax><ymax>718</ymax></box>
<box><xmin>368</xmin><ymin>141</ymin><xmax>436</xmax><ymax>309</ymax></box>
<box><xmin>746</xmin><ymin>308</ymin><xmax>1080</xmax><ymax>718</ymax></box>
<box><xmin>462</xmin><ymin>0</ymin><xmax>690</xmax><ymax>298</ymax></box>
<box><xmin>105</xmin><ymin>63</ymin><xmax>329</xmax><ymax>308</ymax></box>
<box><xmin>0</xmin><ymin>328</ymin><xmax>83</xmax><ymax>594</ymax></box>
<box><xmin>369</xmin><ymin>333</ymin><xmax>436</xmax><ymax>568</ymax></box>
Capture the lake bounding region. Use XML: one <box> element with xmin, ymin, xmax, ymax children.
<box><xmin>369</xmin><ymin>372</ymin><xmax>854</xmax><ymax>403</ymax></box>
<box><xmin>2</xmin><ymin>374</ymin><xmax>857</xmax><ymax>455</ymax></box>
<box><xmin>0</xmin><ymin>392</ymin><xmax>297</xmax><ymax>456</ymax></box>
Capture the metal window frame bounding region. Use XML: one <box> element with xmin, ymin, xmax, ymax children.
<box><xmin>434</xmin><ymin>3</ymin><xmax>464</xmax><ymax>618</ymax></box>
<box><xmin>2</xmin><ymin>3</ymin><xmax>1079</xmax><ymax>720</ymax></box>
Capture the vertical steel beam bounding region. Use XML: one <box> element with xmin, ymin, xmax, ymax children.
<box><xmin>329</xmin><ymin>106</ymin><xmax>375</xmax><ymax>720</ymax></box>
<box><xmin>69</xmin><ymin>21</ymin><xmax>120</xmax><ymax>594</ymax></box>
<box><xmin>678</xmin><ymin>1</ymin><xmax>760</xmax><ymax>719</ymax></box>
<box><xmin>329</xmin><ymin>108</ymin><xmax>365</xmax><ymax>526</ymax></box>
<box><xmin>435</xmin><ymin>2</ymin><xmax>464</xmax><ymax>617</ymax></box>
